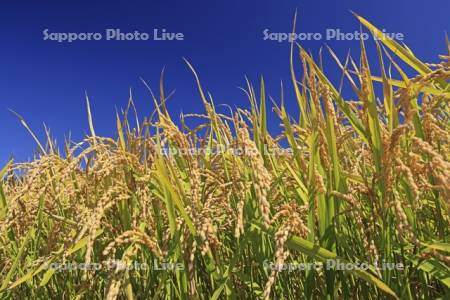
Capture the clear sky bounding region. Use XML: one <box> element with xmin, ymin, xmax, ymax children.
<box><xmin>1</xmin><ymin>0</ymin><xmax>449</xmax><ymax>165</ymax></box>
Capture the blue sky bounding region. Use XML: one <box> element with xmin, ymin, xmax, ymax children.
<box><xmin>1</xmin><ymin>0</ymin><xmax>449</xmax><ymax>165</ymax></box>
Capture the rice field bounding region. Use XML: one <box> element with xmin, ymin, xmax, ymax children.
<box><xmin>0</xmin><ymin>15</ymin><xmax>449</xmax><ymax>299</ymax></box>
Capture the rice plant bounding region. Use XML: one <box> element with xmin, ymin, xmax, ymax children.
<box><xmin>0</xmin><ymin>14</ymin><xmax>449</xmax><ymax>299</ymax></box>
